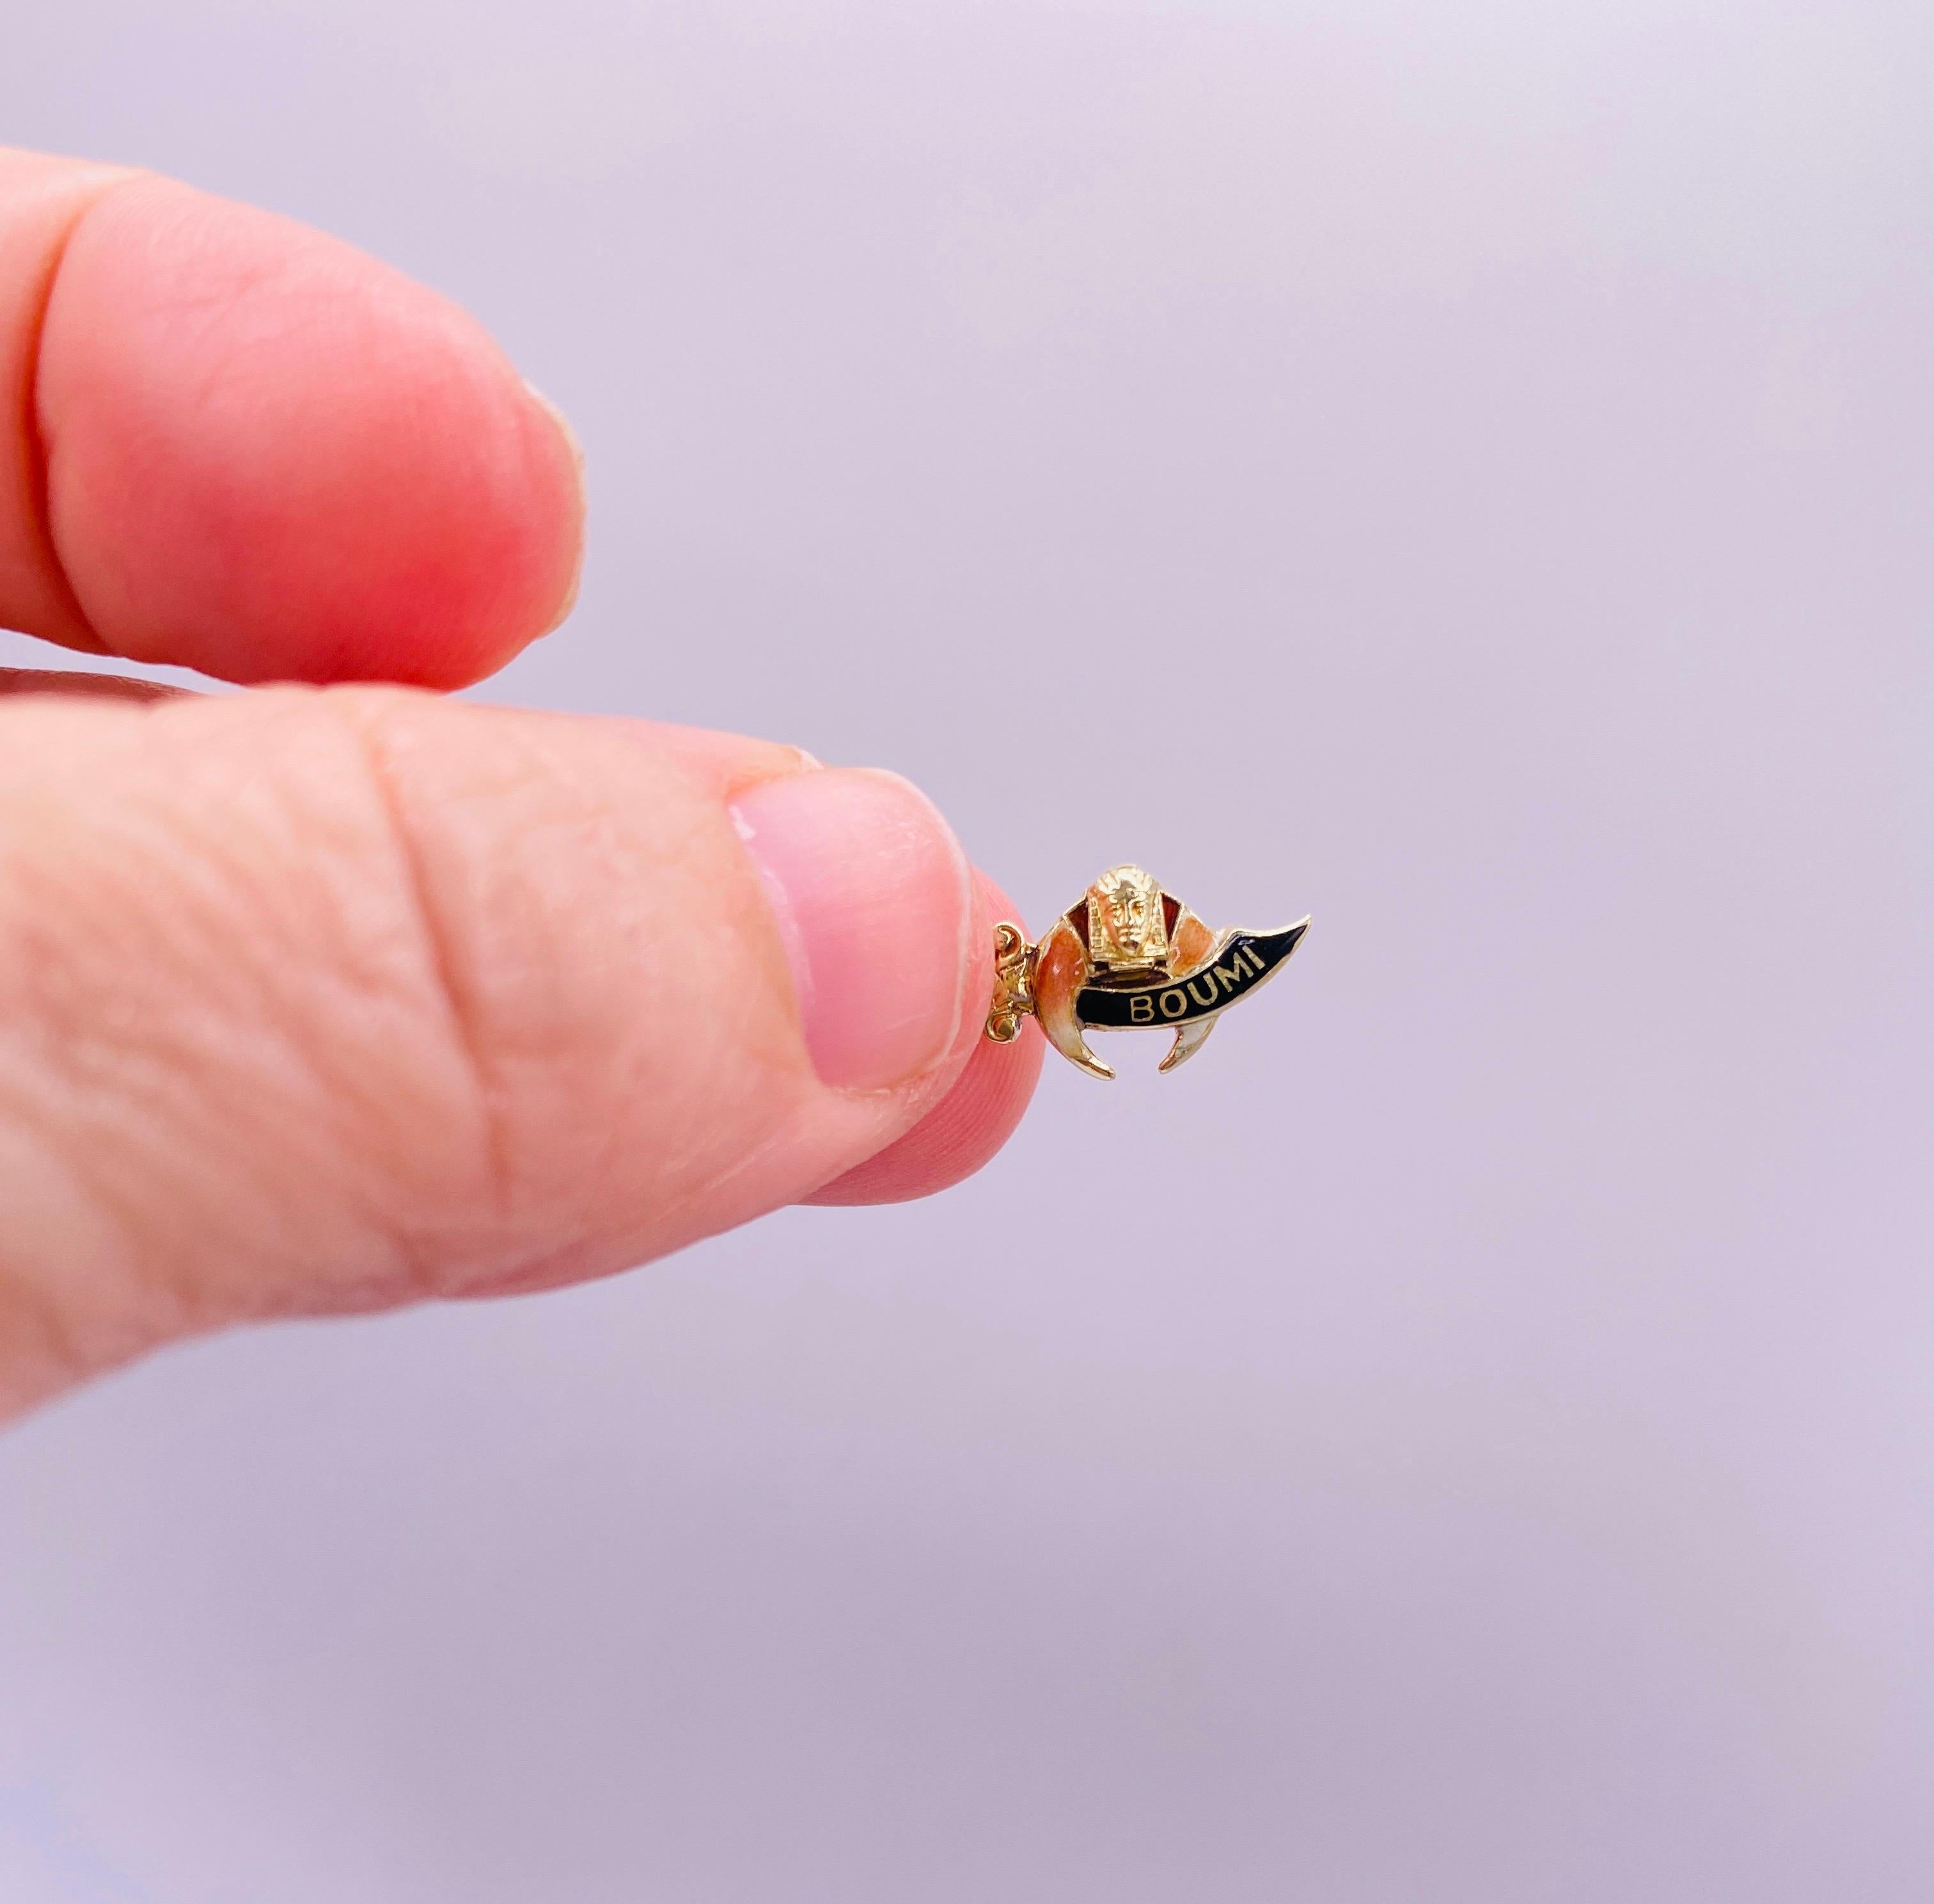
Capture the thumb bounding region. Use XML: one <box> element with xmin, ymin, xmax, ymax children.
<box><xmin>0</xmin><ymin>685</ymin><xmax>1010</xmax><ymax>1415</ymax></box>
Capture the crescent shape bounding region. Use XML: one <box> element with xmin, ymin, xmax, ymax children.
<box><xmin>1032</xmin><ymin>917</ymin><xmax>1112</xmax><ymax>1080</ymax></box>
<box><xmin>1158</xmin><ymin>1019</ymin><xmax>1218</xmax><ymax>1073</ymax></box>
<box><xmin>1153</xmin><ymin>904</ymin><xmax>1220</xmax><ymax>1072</ymax></box>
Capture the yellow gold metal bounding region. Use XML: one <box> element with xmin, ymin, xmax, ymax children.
<box><xmin>984</xmin><ymin>920</ymin><xmax>1034</xmax><ymax>1043</ymax></box>
<box><xmin>1087</xmin><ymin>865</ymin><xmax>1168</xmax><ymax>973</ymax></box>
<box><xmin>984</xmin><ymin>864</ymin><xmax>1309</xmax><ymax>1080</ymax></box>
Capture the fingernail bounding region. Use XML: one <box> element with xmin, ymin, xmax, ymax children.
<box><xmin>524</xmin><ymin>382</ymin><xmax>586</xmax><ymax>634</ymax></box>
<box><xmin>730</xmin><ymin>767</ymin><xmax>973</xmax><ymax>1090</ymax></box>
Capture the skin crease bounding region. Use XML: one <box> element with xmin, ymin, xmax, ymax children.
<box><xmin>0</xmin><ymin>152</ymin><xmax>1042</xmax><ymax>1419</ymax></box>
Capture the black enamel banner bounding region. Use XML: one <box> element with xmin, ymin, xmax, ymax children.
<box><xmin>1074</xmin><ymin>921</ymin><xmax>1309</xmax><ymax>1029</ymax></box>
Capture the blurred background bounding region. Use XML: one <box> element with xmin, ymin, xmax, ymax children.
<box><xmin>3</xmin><ymin>1</ymin><xmax>1931</xmax><ymax>1898</ymax></box>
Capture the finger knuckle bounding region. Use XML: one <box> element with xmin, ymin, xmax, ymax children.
<box><xmin>0</xmin><ymin>691</ymin><xmax>498</xmax><ymax>1316</ymax></box>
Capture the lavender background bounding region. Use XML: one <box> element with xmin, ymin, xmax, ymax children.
<box><xmin>3</xmin><ymin>2</ymin><xmax>1932</xmax><ymax>1898</ymax></box>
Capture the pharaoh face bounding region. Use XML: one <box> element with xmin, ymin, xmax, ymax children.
<box><xmin>1087</xmin><ymin>864</ymin><xmax>1169</xmax><ymax>972</ymax></box>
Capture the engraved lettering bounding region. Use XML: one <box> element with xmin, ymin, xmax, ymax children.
<box><xmin>1187</xmin><ymin>975</ymin><xmax>1220</xmax><ymax>1009</ymax></box>
<box><xmin>1213</xmin><ymin>960</ymin><xmax>1246</xmax><ymax>995</ymax></box>
<box><xmin>1129</xmin><ymin>993</ymin><xmax>1156</xmax><ymax>1023</ymax></box>
<box><xmin>1160</xmin><ymin>987</ymin><xmax>1188</xmax><ymax>1019</ymax></box>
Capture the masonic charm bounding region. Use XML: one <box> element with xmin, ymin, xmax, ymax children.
<box><xmin>984</xmin><ymin>865</ymin><xmax>1309</xmax><ymax>1079</ymax></box>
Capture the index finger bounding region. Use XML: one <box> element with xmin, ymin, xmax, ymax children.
<box><xmin>0</xmin><ymin>149</ymin><xmax>583</xmax><ymax>687</ymax></box>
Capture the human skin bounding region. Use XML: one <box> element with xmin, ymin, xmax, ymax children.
<box><xmin>0</xmin><ymin>149</ymin><xmax>1043</xmax><ymax>1421</ymax></box>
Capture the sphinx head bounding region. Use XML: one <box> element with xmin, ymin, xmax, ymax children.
<box><xmin>1086</xmin><ymin>863</ymin><xmax>1169</xmax><ymax>972</ymax></box>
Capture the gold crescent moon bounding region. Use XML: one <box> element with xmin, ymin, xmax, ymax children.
<box><xmin>984</xmin><ymin>867</ymin><xmax>1309</xmax><ymax>1080</ymax></box>
<box><xmin>1033</xmin><ymin>898</ymin><xmax>1223</xmax><ymax>1080</ymax></box>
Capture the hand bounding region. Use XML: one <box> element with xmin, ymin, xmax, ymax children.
<box><xmin>0</xmin><ymin>149</ymin><xmax>1042</xmax><ymax>1422</ymax></box>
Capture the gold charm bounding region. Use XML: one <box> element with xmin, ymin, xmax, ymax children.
<box><xmin>984</xmin><ymin>865</ymin><xmax>1309</xmax><ymax>1079</ymax></box>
